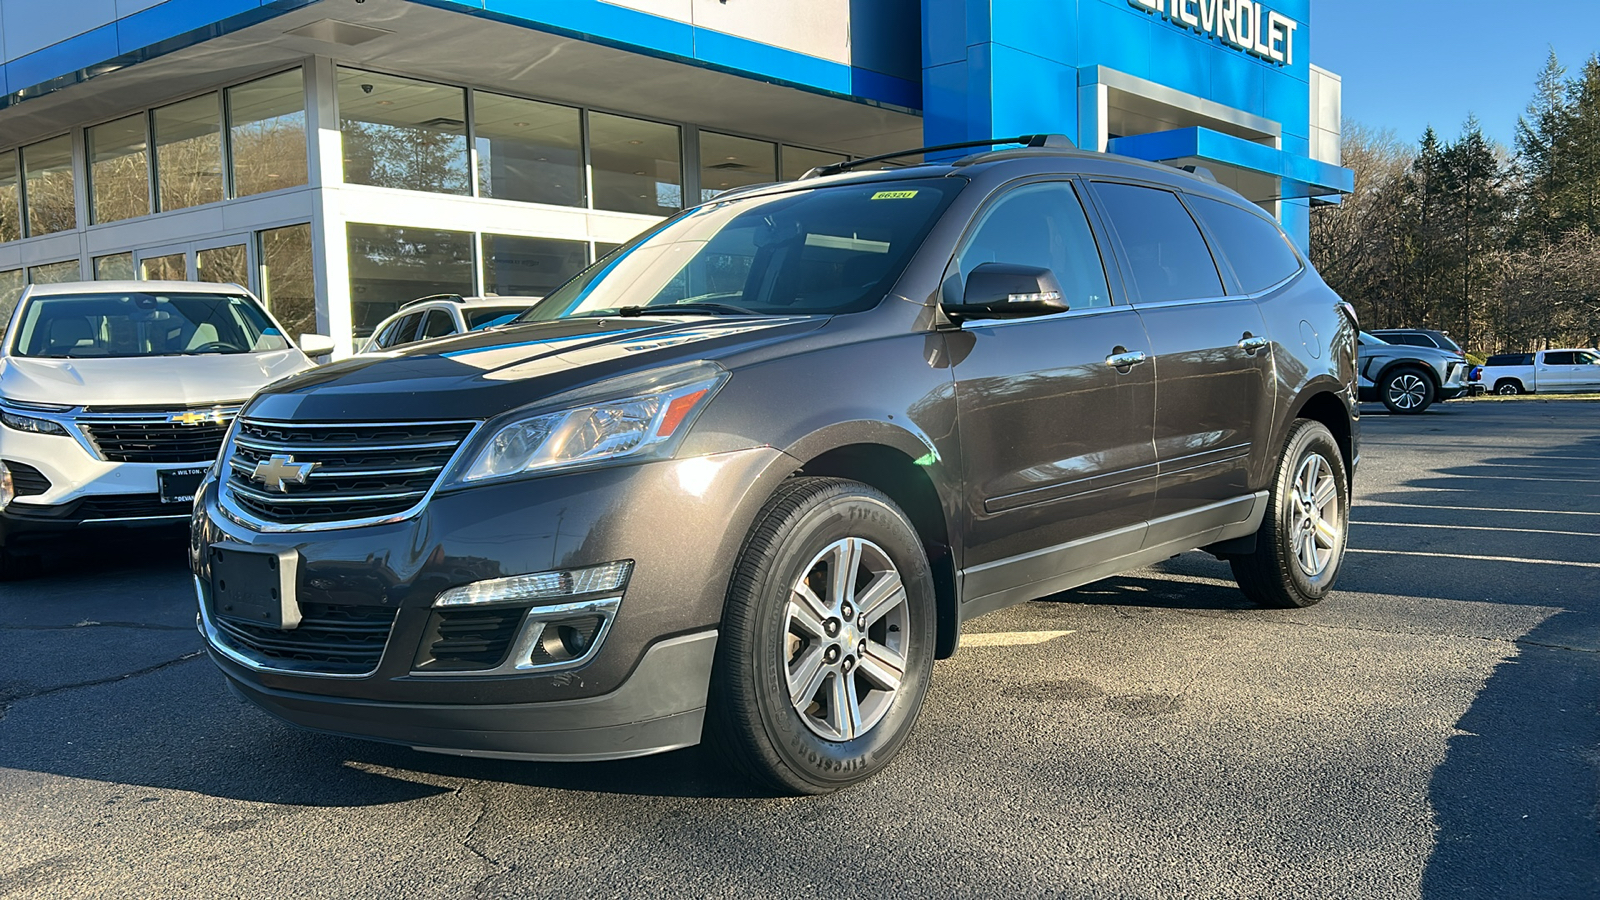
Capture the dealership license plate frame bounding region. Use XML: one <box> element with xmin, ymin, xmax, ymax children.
<box><xmin>158</xmin><ymin>466</ymin><xmax>208</xmax><ymax>505</ymax></box>
<box><xmin>209</xmin><ymin>542</ymin><xmax>302</xmax><ymax>629</ymax></box>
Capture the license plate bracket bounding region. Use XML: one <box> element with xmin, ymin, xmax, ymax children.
<box><xmin>158</xmin><ymin>467</ymin><xmax>208</xmax><ymax>505</ymax></box>
<box><xmin>209</xmin><ymin>543</ymin><xmax>301</xmax><ymax>629</ymax></box>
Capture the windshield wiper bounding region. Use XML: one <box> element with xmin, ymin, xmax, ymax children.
<box><xmin>616</xmin><ymin>303</ymin><xmax>759</xmax><ymax>317</ymax></box>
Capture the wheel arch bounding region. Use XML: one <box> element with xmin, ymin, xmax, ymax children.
<box><xmin>785</xmin><ymin>432</ymin><xmax>961</xmax><ymax>660</ymax></box>
<box><xmin>1288</xmin><ymin>387</ymin><xmax>1356</xmax><ymax>486</ymax></box>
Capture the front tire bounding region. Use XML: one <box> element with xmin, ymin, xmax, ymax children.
<box><xmin>706</xmin><ymin>477</ymin><xmax>937</xmax><ymax>795</ymax></box>
<box><xmin>1230</xmin><ymin>420</ymin><xmax>1350</xmax><ymax>608</ymax></box>
<box><xmin>1380</xmin><ymin>366</ymin><xmax>1435</xmax><ymax>413</ymax></box>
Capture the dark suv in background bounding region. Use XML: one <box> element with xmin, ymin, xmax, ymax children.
<box><xmin>190</xmin><ymin>136</ymin><xmax>1359</xmax><ymax>794</ymax></box>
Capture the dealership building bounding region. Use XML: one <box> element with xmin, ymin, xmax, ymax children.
<box><xmin>0</xmin><ymin>0</ymin><xmax>1350</xmax><ymax>355</ymax></box>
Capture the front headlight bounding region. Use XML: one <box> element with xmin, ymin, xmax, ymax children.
<box><xmin>0</xmin><ymin>409</ymin><xmax>70</xmax><ymax>437</ymax></box>
<box><xmin>453</xmin><ymin>360</ymin><xmax>728</xmax><ymax>484</ymax></box>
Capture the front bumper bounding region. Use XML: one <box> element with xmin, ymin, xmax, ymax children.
<box><xmin>218</xmin><ymin>628</ymin><xmax>718</xmax><ymax>761</ymax></box>
<box><xmin>192</xmin><ymin>445</ymin><xmax>795</xmax><ymax>759</ymax></box>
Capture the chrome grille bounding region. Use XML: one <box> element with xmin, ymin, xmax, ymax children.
<box><xmin>78</xmin><ymin>406</ymin><xmax>239</xmax><ymax>463</ymax></box>
<box><xmin>222</xmin><ymin>418</ymin><xmax>475</xmax><ymax>527</ymax></box>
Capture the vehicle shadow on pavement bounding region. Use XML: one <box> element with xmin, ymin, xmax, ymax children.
<box><xmin>1365</xmin><ymin>431</ymin><xmax>1600</xmax><ymax>897</ymax></box>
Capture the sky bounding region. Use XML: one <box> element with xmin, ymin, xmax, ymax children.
<box><xmin>1313</xmin><ymin>1</ymin><xmax>1600</xmax><ymax>150</ymax></box>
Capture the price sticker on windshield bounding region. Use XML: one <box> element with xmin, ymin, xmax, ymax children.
<box><xmin>871</xmin><ymin>190</ymin><xmax>920</xmax><ymax>200</ymax></box>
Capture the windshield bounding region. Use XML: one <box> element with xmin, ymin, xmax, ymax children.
<box><xmin>519</xmin><ymin>178</ymin><xmax>962</xmax><ymax>322</ymax></box>
<box><xmin>1358</xmin><ymin>331</ymin><xmax>1389</xmax><ymax>346</ymax></box>
<box><xmin>11</xmin><ymin>291</ymin><xmax>289</xmax><ymax>359</ymax></box>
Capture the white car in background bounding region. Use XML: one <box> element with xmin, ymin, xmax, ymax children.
<box><xmin>0</xmin><ymin>281</ymin><xmax>334</xmax><ymax>576</ymax></box>
<box><xmin>359</xmin><ymin>294</ymin><xmax>541</xmax><ymax>354</ymax></box>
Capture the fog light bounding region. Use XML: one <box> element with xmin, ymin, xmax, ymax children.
<box><xmin>434</xmin><ymin>561</ymin><xmax>632</xmax><ymax>608</ymax></box>
<box><xmin>0</xmin><ymin>462</ymin><xmax>12</xmax><ymax>509</ymax></box>
<box><xmin>534</xmin><ymin>616</ymin><xmax>606</xmax><ymax>664</ymax></box>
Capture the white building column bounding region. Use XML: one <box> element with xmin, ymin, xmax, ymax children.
<box><xmin>304</xmin><ymin>56</ymin><xmax>353</xmax><ymax>356</ymax></box>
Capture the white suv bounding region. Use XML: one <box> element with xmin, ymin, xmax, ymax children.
<box><xmin>360</xmin><ymin>295</ymin><xmax>540</xmax><ymax>353</ymax></box>
<box><xmin>0</xmin><ymin>281</ymin><xmax>333</xmax><ymax>575</ymax></box>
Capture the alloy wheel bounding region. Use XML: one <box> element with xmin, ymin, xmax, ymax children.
<box><xmin>1386</xmin><ymin>373</ymin><xmax>1429</xmax><ymax>410</ymax></box>
<box><xmin>783</xmin><ymin>537</ymin><xmax>909</xmax><ymax>742</ymax></box>
<box><xmin>1288</xmin><ymin>453</ymin><xmax>1341</xmax><ymax>577</ymax></box>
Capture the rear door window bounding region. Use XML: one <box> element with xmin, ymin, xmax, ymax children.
<box><xmin>420</xmin><ymin>309</ymin><xmax>455</xmax><ymax>339</ymax></box>
<box><xmin>1092</xmin><ymin>182</ymin><xmax>1224</xmax><ymax>304</ymax></box>
<box><xmin>1186</xmin><ymin>195</ymin><xmax>1302</xmax><ymax>293</ymax></box>
<box><xmin>1544</xmin><ymin>351</ymin><xmax>1577</xmax><ymax>365</ymax></box>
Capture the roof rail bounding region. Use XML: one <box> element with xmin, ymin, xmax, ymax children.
<box><xmin>800</xmin><ymin>134</ymin><xmax>1076</xmax><ymax>180</ymax></box>
<box><xmin>400</xmin><ymin>293</ymin><xmax>466</xmax><ymax>310</ymax></box>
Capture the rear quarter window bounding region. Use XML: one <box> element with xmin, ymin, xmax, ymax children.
<box><xmin>1186</xmin><ymin>195</ymin><xmax>1302</xmax><ymax>294</ymax></box>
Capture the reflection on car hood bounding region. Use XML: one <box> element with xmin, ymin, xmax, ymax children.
<box><xmin>0</xmin><ymin>351</ymin><xmax>314</xmax><ymax>408</ymax></box>
<box><xmin>248</xmin><ymin>315</ymin><xmax>824</xmax><ymax>421</ymax></box>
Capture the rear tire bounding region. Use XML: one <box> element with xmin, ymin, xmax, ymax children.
<box><xmin>1230</xmin><ymin>420</ymin><xmax>1349</xmax><ymax>608</ymax></box>
<box><xmin>705</xmin><ymin>477</ymin><xmax>937</xmax><ymax>795</ymax></box>
<box><xmin>1380</xmin><ymin>366</ymin><xmax>1434</xmax><ymax>413</ymax></box>
<box><xmin>1495</xmin><ymin>380</ymin><xmax>1523</xmax><ymax>396</ymax></box>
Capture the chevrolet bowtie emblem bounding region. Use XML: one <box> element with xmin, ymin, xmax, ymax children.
<box><xmin>250</xmin><ymin>454</ymin><xmax>319</xmax><ymax>492</ymax></box>
<box><xmin>170</xmin><ymin>410</ymin><xmax>220</xmax><ymax>426</ymax></box>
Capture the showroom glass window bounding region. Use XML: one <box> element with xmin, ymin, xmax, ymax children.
<box><xmin>588</xmin><ymin>112</ymin><xmax>682</xmax><ymax>215</ymax></box>
<box><xmin>482</xmin><ymin>234</ymin><xmax>588</xmax><ymax>298</ymax></box>
<box><xmin>949</xmin><ymin>182</ymin><xmax>1112</xmax><ymax>310</ymax></box>
<box><xmin>699</xmin><ymin>132</ymin><xmax>776</xmax><ymax>202</ymax></box>
<box><xmin>197</xmin><ymin>244</ymin><xmax>250</xmax><ymax>286</ymax></box>
<box><xmin>347</xmin><ymin>223</ymin><xmax>474</xmax><ymax>336</ymax></box>
<box><xmin>259</xmin><ymin>224</ymin><xmax>316</xmax><ymax>338</ymax></box>
<box><xmin>21</xmin><ymin>136</ymin><xmax>77</xmax><ymax>236</ymax></box>
<box><xmin>29</xmin><ymin>260</ymin><xmax>80</xmax><ymax>284</ymax></box>
<box><xmin>141</xmin><ymin>253</ymin><xmax>187</xmax><ymax>281</ymax></box>
<box><xmin>95</xmin><ymin>253</ymin><xmax>135</xmax><ymax>281</ymax></box>
<box><xmin>154</xmin><ymin>93</ymin><xmax>225</xmax><ymax>211</ymax></box>
<box><xmin>781</xmin><ymin>146</ymin><xmax>847</xmax><ymax>182</ymax></box>
<box><xmin>0</xmin><ymin>151</ymin><xmax>24</xmax><ymax>242</ymax></box>
<box><xmin>88</xmin><ymin>114</ymin><xmax>152</xmax><ymax>224</ymax></box>
<box><xmin>1186</xmin><ymin>195</ymin><xmax>1302</xmax><ymax>293</ymax></box>
<box><xmin>1092</xmin><ymin>182</ymin><xmax>1224</xmax><ymax>303</ymax></box>
<box><xmin>474</xmin><ymin>92</ymin><xmax>584</xmax><ymax>207</ymax></box>
<box><xmin>228</xmin><ymin>70</ymin><xmax>309</xmax><ymax>198</ymax></box>
<box><xmin>339</xmin><ymin>69</ymin><xmax>470</xmax><ymax>195</ymax></box>
<box><xmin>0</xmin><ymin>269</ymin><xmax>22</xmax><ymax>328</ymax></box>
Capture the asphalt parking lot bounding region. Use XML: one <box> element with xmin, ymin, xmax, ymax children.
<box><xmin>2</xmin><ymin>399</ymin><xmax>1597</xmax><ymax>899</ymax></box>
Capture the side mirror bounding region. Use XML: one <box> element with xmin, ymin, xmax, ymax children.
<box><xmin>298</xmin><ymin>333</ymin><xmax>337</xmax><ymax>357</ymax></box>
<box><xmin>944</xmin><ymin>263</ymin><xmax>1069</xmax><ymax>322</ymax></box>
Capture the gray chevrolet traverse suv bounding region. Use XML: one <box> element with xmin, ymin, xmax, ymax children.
<box><xmin>191</xmin><ymin>136</ymin><xmax>1358</xmax><ymax>794</ymax></box>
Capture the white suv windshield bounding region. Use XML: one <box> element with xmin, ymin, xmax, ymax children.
<box><xmin>11</xmin><ymin>291</ymin><xmax>289</xmax><ymax>359</ymax></box>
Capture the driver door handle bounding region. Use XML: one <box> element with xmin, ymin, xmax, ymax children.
<box><xmin>1238</xmin><ymin>334</ymin><xmax>1270</xmax><ymax>354</ymax></box>
<box><xmin>1105</xmin><ymin>349</ymin><xmax>1148</xmax><ymax>370</ymax></box>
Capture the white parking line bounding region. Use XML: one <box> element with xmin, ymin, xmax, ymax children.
<box><xmin>1347</xmin><ymin>549</ymin><xmax>1600</xmax><ymax>569</ymax></box>
<box><xmin>962</xmin><ymin>630</ymin><xmax>1077</xmax><ymax>646</ymax></box>
<box><xmin>1426</xmin><ymin>474</ymin><xmax>1600</xmax><ymax>484</ymax></box>
<box><xmin>1357</xmin><ymin>500</ymin><xmax>1600</xmax><ymax>517</ymax></box>
<box><xmin>1351</xmin><ymin>521</ymin><xmax>1599</xmax><ymax>538</ymax></box>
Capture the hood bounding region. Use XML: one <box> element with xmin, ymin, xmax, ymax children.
<box><xmin>247</xmin><ymin>315</ymin><xmax>828</xmax><ymax>421</ymax></box>
<box><xmin>0</xmin><ymin>350</ymin><xmax>313</xmax><ymax>408</ymax></box>
<box><xmin>1361</xmin><ymin>342</ymin><xmax>1462</xmax><ymax>363</ymax></box>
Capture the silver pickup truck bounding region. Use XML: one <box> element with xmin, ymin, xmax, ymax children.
<box><xmin>1474</xmin><ymin>349</ymin><xmax>1600</xmax><ymax>395</ymax></box>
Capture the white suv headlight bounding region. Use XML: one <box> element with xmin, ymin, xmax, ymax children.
<box><xmin>452</xmin><ymin>361</ymin><xmax>728</xmax><ymax>484</ymax></box>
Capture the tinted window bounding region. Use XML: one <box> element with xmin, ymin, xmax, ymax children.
<box><xmin>420</xmin><ymin>309</ymin><xmax>456</xmax><ymax>338</ymax></box>
<box><xmin>1187</xmin><ymin>195</ymin><xmax>1300</xmax><ymax>293</ymax></box>
<box><xmin>1093</xmin><ymin>183</ymin><xmax>1223</xmax><ymax>303</ymax></box>
<box><xmin>1487</xmin><ymin>353</ymin><xmax>1533</xmax><ymax>366</ymax></box>
<box><xmin>1544</xmin><ymin>351</ymin><xmax>1577</xmax><ymax>365</ymax></box>
<box><xmin>1577</xmin><ymin>352</ymin><xmax>1600</xmax><ymax>365</ymax></box>
<box><xmin>466</xmin><ymin>306</ymin><xmax>531</xmax><ymax>329</ymax></box>
<box><xmin>1385</xmin><ymin>334</ymin><xmax>1431</xmax><ymax>347</ymax></box>
<box><xmin>948</xmin><ymin>182</ymin><xmax>1111</xmax><ymax>310</ymax></box>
